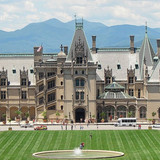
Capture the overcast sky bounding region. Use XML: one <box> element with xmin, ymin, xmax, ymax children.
<box><xmin>0</xmin><ymin>0</ymin><xmax>160</xmax><ymax>31</ymax></box>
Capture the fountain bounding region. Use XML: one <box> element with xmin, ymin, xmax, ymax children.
<box><xmin>32</xmin><ymin>148</ymin><xmax>124</xmax><ymax>159</ymax></box>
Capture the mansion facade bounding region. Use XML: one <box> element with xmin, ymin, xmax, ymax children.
<box><xmin>0</xmin><ymin>21</ymin><xmax>160</xmax><ymax>122</ymax></box>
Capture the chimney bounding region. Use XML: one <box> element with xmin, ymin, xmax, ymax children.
<box><xmin>64</xmin><ymin>46</ymin><xmax>68</xmax><ymax>55</ymax></box>
<box><xmin>130</xmin><ymin>35</ymin><xmax>134</xmax><ymax>54</ymax></box>
<box><xmin>34</xmin><ymin>46</ymin><xmax>43</xmax><ymax>63</ymax></box>
<box><xmin>92</xmin><ymin>35</ymin><xmax>96</xmax><ymax>54</ymax></box>
<box><xmin>157</xmin><ymin>39</ymin><xmax>160</xmax><ymax>58</ymax></box>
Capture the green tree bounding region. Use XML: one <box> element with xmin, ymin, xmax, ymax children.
<box><xmin>42</xmin><ymin>111</ymin><xmax>47</xmax><ymax>120</ymax></box>
<box><xmin>128</xmin><ymin>112</ymin><xmax>133</xmax><ymax>118</ymax></box>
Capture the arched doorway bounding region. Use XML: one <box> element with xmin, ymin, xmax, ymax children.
<box><xmin>21</xmin><ymin>107</ymin><xmax>28</xmax><ymax>120</ymax></box>
<box><xmin>0</xmin><ymin>107</ymin><xmax>7</xmax><ymax>121</ymax></box>
<box><xmin>104</xmin><ymin>106</ymin><xmax>115</xmax><ymax>120</ymax></box>
<box><xmin>158</xmin><ymin>108</ymin><xmax>160</xmax><ymax>118</ymax></box>
<box><xmin>10</xmin><ymin>107</ymin><xmax>18</xmax><ymax>120</ymax></box>
<box><xmin>139</xmin><ymin>106</ymin><xmax>146</xmax><ymax>118</ymax></box>
<box><xmin>117</xmin><ymin>106</ymin><xmax>127</xmax><ymax>118</ymax></box>
<box><xmin>128</xmin><ymin>105</ymin><xmax>136</xmax><ymax>117</ymax></box>
<box><xmin>75</xmin><ymin>108</ymin><xmax>85</xmax><ymax>122</ymax></box>
<box><xmin>29</xmin><ymin>107</ymin><xmax>35</xmax><ymax>120</ymax></box>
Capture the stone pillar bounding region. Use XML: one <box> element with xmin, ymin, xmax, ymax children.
<box><xmin>64</xmin><ymin>46</ymin><xmax>68</xmax><ymax>55</ymax></box>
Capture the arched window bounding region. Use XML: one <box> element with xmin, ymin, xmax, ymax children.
<box><xmin>104</xmin><ymin>106</ymin><xmax>115</xmax><ymax>120</ymax></box>
<box><xmin>128</xmin><ymin>106</ymin><xmax>136</xmax><ymax>117</ymax></box>
<box><xmin>140</xmin><ymin>106</ymin><xmax>146</xmax><ymax>118</ymax></box>
<box><xmin>117</xmin><ymin>106</ymin><xmax>126</xmax><ymax>118</ymax></box>
<box><xmin>158</xmin><ymin>108</ymin><xmax>160</xmax><ymax>118</ymax></box>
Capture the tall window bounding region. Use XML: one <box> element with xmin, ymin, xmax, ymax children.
<box><xmin>39</xmin><ymin>72</ymin><xmax>44</xmax><ymax>80</ymax></box>
<box><xmin>1</xmin><ymin>91</ymin><xmax>6</xmax><ymax>99</ymax></box>
<box><xmin>138</xmin><ymin>89</ymin><xmax>141</xmax><ymax>98</ymax></box>
<box><xmin>21</xmin><ymin>91</ymin><xmax>27</xmax><ymax>99</ymax></box>
<box><xmin>39</xmin><ymin>97</ymin><xmax>44</xmax><ymax>105</ymax></box>
<box><xmin>1</xmin><ymin>78</ymin><xmax>6</xmax><ymax>86</ymax></box>
<box><xmin>48</xmin><ymin>93</ymin><xmax>55</xmax><ymax>102</ymax></box>
<box><xmin>81</xmin><ymin>79</ymin><xmax>85</xmax><ymax>86</ymax></box>
<box><xmin>76</xmin><ymin>91</ymin><xmax>79</xmax><ymax>100</ymax></box>
<box><xmin>80</xmin><ymin>91</ymin><xmax>84</xmax><ymax>100</ymax></box>
<box><xmin>76</xmin><ymin>79</ymin><xmax>79</xmax><ymax>86</ymax></box>
<box><xmin>39</xmin><ymin>84</ymin><xmax>44</xmax><ymax>92</ymax></box>
<box><xmin>21</xmin><ymin>78</ymin><xmax>26</xmax><ymax>86</ymax></box>
<box><xmin>129</xmin><ymin>77</ymin><xmax>134</xmax><ymax>83</ymax></box>
<box><xmin>129</xmin><ymin>89</ymin><xmax>134</xmax><ymax>96</ymax></box>
<box><xmin>76</xmin><ymin>57</ymin><xmax>82</xmax><ymax>64</ymax></box>
<box><xmin>48</xmin><ymin>80</ymin><xmax>55</xmax><ymax>89</ymax></box>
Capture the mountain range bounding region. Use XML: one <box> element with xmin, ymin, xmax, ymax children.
<box><xmin>0</xmin><ymin>18</ymin><xmax>160</xmax><ymax>54</ymax></box>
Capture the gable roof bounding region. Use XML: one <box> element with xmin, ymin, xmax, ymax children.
<box><xmin>139</xmin><ymin>33</ymin><xmax>155</xmax><ymax>79</ymax></box>
<box><xmin>66</xmin><ymin>22</ymin><xmax>93</xmax><ymax>62</ymax></box>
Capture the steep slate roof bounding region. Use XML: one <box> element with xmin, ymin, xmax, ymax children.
<box><xmin>139</xmin><ymin>32</ymin><xmax>155</xmax><ymax>79</ymax></box>
<box><xmin>149</xmin><ymin>59</ymin><xmax>160</xmax><ymax>82</ymax></box>
<box><xmin>92</xmin><ymin>49</ymin><xmax>141</xmax><ymax>81</ymax></box>
<box><xmin>66</xmin><ymin>22</ymin><xmax>93</xmax><ymax>62</ymax></box>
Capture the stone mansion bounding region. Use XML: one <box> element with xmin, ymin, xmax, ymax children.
<box><xmin>0</xmin><ymin>21</ymin><xmax>160</xmax><ymax>122</ymax></box>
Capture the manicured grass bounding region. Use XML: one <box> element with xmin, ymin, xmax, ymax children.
<box><xmin>0</xmin><ymin>130</ymin><xmax>160</xmax><ymax>160</ymax></box>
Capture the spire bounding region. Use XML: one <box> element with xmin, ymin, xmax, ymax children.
<box><xmin>75</xmin><ymin>15</ymin><xmax>83</xmax><ymax>30</ymax></box>
<box><xmin>145</xmin><ymin>21</ymin><xmax>147</xmax><ymax>35</ymax></box>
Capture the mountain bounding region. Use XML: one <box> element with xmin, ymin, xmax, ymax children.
<box><xmin>0</xmin><ymin>18</ymin><xmax>160</xmax><ymax>53</ymax></box>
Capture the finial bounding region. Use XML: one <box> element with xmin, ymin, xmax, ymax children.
<box><xmin>2</xmin><ymin>67</ymin><xmax>4</xmax><ymax>71</ymax></box>
<box><xmin>60</xmin><ymin>44</ymin><xmax>63</xmax><ymax>51</ymax></box>
<box><xmin>23</xmin><ymin>66</ymin><xmax>25</xmax><ymax>71</ymax></box>
<box><xmin>145</xmin><ymin>21</ymin><xmax>147</xmax><ymax>34</ymax></box>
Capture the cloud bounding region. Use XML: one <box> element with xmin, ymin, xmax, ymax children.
<box><xmin>0</xmin><ymin>0</ymin><xmax>160</xmax><ymax>31</ymax></box>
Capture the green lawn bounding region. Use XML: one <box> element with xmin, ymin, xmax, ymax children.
<box><xmin>0</xmin><ymin>130</ymin><xmax>160</xmax><ymax>160</ymax></box>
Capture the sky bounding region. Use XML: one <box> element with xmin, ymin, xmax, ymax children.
<box><xmin>0</xmin><ymin>0</ymin><xmax>160</xmax><ymax>31</ymax></box>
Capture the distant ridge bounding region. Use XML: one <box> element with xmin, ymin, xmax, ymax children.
<box><xmin>0</xmin><ymin>18</ymin><xmax>159</xmax><ymax>53</ymax></box>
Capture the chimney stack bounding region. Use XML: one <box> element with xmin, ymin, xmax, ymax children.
<box><xmin>92</xmin><ymin>35</ymin><xmax>96</xmax><ymax>54</ymax></box>
<box><xmin>157</xmin><ymin>39</ymin><xmax>160</xmax><ymax>58</ymax></box>
<box><xmin>34</xmin><ymin>46</ymin><xmax>43</xmax><ymax>63</ymax></box>
<box><xmin>64</xmin><ymin>46</ymin><xmax>68</xmax><ymax>55</ymax></box>
<box><xmin>130</xmin><ymin>35</ymin><xmax>134</xmax><ymax>54</ymax></box>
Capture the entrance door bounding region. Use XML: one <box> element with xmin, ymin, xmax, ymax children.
<box><xmin>75</xmin><ymin>108</ymin><xmax>85</xmax><ymax>122</ymax></box>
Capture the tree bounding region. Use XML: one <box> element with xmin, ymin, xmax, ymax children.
<box><xmin>42</xmin><ymin>111</ymin><xmax>47</xmax><ymax>120</ymax></box>
<box><xmin>100</xmin><ymin>112</ymin><xmax>106</xmax><ymax>119</ymax></box>
<box><xmin>56</xmin><ymin>111</ymin><xmax>60</xmax><ymax>120</ymax></box>
<box><xmin>15</xmin><ymin>110</ymin><xmax>22</xmax><ymax>119</ymax></box>
<box><xmin>24</xmin><ymin>112</ymin><xmax>29</xmax><ymax>120</ymax></box>
<box><xmin>128</xmin><ymin>112</ymin><xmax>133</xmax><ymax>118</ymax></box>
<box><xmin>152</xmin><ymin>112</ymin><xmax>156</xmax><ymax>124</ymax></box>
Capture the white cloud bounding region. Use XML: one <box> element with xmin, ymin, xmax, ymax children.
<box><xmin>0</xmin><ymin>0</ymin><xmax>160</xmax><ymax>31</ymax></box>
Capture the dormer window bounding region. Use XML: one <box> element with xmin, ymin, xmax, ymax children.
<box><xmin>153</xmin><ymin>56</ymin><xmax>158</xmax><ymax>62</ymax></box>
<box><xmin>76</xmin><ymin>57</ymin><xmax>82</xmax><ymax>64</ymax></box>
<box><xmin>135</xmin><ymin>64</ymin><xmax>139</xmax><ymax>69</ymax></box>
<box><xmin>30</xmin><ymin>68</ymin><xmax>34</xmax><ymax>74</ymax></box>
<box><xmin>12</xmin><ymin>68</ymin><xmax>16</xmax><ymax>74</ymax></box>
<box><xmin>117</xmin><ymin>63</ymin><xmax>121</xmax><ymax>69</ymax></box>
<box><xmin>98</xmin><ymin>64</ymin><xmax>101</xmax><ymax>69</ymax></box>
